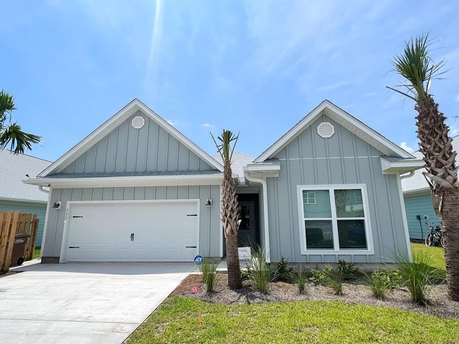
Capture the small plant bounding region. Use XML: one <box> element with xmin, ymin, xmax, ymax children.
<box><xmin>337</xmin><ymin>260</ymin><xmax>359</xmax><ymax>281</ymax></box>
<box><xmin>397</xmin><ymin>253</ymin><xmax>441</xmax><ymax>305</ymax></box>
<box><xmin>368</xmin><ymin>270</ymin><xmax>393</xmax><ymax>300</ymax></box>
<box><xmin>297</xmin><ymin>265</ymin><xmax>307</xmax><ymax>294</ymax></box>
<box><xmin>309</xmin><ymin>266</ymin><xmax>332</xmax><ymax>286</ymax></box>
<box><xmin>272</xmin><ymin>257</ymin><xmax>295</xmax><ymax>283</ymax></box>
<box><xmin>324</xmin><ymin>268</ymin><xmax>343</xmax><ymax>295</ymax></box>
<box><xmin>248</xmin><ymin>246</ymin><xmax>271</xmax><ymax>294</ymax></box>
<box><xmin>199</xmin><ymin>257</ymin><xmax>218</xmax><ymax>293</ymax></box>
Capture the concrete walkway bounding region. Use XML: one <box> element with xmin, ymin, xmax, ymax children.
<box><xmin>0</xmin><ymin>262</ymin><xmax>196</xmax><ymax>344</ymax></box>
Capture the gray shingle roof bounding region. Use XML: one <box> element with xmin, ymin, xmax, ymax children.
<box><xmin>0</xmin><ymin>150</ymin><xmax>51</xmax><ymax>203</ymax></box>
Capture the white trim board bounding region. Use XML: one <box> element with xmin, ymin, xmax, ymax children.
<box><xmin>39</xmin><ymin>99</ymin><xmax>223</xmax><ymax>177</ymax></box>
<box><xmin>255</xmin><ymin>100</ymin><xmax>414</xmax><ymax>163</ymax></box>
<box><xmin>24</xmin><ymin>173</ymin><xmax>223</xmax><ymax>188</ymax></box>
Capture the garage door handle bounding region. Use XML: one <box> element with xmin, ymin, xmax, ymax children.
<box><xmin>187</xmin><ymin>214</ymin><xmax>198</xmax><ymax>217</ymax></box>
<box><xmin>69</xmin><ymin>246</ymin><xmax>80</xmax><ymax>249</ymax></box>
<box><xmin>186</xmin><ymin>245</ymin><xmax>197</xmax><ymax>248</ymax></box>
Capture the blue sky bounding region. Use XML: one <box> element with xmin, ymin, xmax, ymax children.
<box><xmin>2</xmin><ymin>1</ymin><xmax>459</xmax><ymax>162</ymax></box>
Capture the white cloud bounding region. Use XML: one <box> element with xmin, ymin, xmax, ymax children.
<box><xmin>455</xmin><ymin>93</ymin><xmax>459</xmax><ymax>102</ymax></box>
<box><xmin>399</xmin><ymin>141</ymin><xmax>416</xmax><ymax>153</ymax></box>
<box><xmin>202</xmin><ymin>123</ymin><xmax>216</xmax><ymax>130</ymax></box>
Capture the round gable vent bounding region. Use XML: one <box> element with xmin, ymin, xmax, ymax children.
<box><xmin>131</xmin><ymin>115</ymin><xmax>145</xmax><ymax>129</ymax></box>
<box><xmin>317</xmin><ymin>122</ymin><xmax>335</xmax><ymax>138</ymax></box>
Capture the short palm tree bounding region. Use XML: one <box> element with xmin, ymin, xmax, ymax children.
<box><xmin>212</xmin><ymin>130</ymin><xmax>242</xmax><ymax>289</ymax></box>
<box><xmin>389</xmin><ymin>35</ymin><xmax>459</xmax><ymax>300</ymax></box>
<box><xmin>0</xmin><ymin>90</ymin><xmax>40</xmax><ymax>154</ymax></box>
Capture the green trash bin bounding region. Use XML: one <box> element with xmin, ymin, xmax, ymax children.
<box><xmin>10</xmin><ymin>234</ymin><xmax>30</xmax><ymax>267</ymax></box>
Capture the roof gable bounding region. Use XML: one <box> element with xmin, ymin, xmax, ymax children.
<box><xmin>40</xmin><ymin>99</ymin><xmax>223</xmax><ymax>177</ymax></box>
<box><xmin>254</xmin><ymin>100</ymin><xmax>413</xmax><ymax>163</ymax></box>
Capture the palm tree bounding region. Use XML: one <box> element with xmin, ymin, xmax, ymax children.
<box><xmin>0</xmin><ymin>90</ymin><xmax>40</xmax><ymax>154</ymax></box>
<box><xmin>212</xmin><ymin>130</ymin><xmax>242</xmax><ymax>289</ymax></box>
<box><xmin>389</xmin><ymin>35</ymin><xmax>459</xmax><ymax>300</ymax></box>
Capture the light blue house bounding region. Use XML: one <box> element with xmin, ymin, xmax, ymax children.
<box><xmin>26</xmin><ymin>99</ymin><xmax>423</xmax><ymax>264</ymax></box>
<box><xmin>0</xmin><ymin>149</ymin><xmax>51</xmax><ymax>247</ymax></box>
<box><xmin>401</xmin><ymin>136</ymin><xmax>458</xmax><ymax>240</ymax></box>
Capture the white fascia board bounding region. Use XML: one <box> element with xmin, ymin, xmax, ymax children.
<box><xmin>40</xmin><ymin>99</ymin><xmax>223</xmax><ymax>177</ymax></box>
<box><xmin>255</xmin><ymin>100</ymin><xmax>414</xmax><ymax>163</ymax></box>
<box><xmin>380</xmin><ymin>157</ymin><xmax>424</xmax><ymax>175</ymax></box>
<box><xmin>244</xmin><ymin>164</ymin><xmax>280</xmax><ymax>178</ymax></box>
<box><xmin>403</xmin><ymin>187</ymin><xmax>431</xmax><ymax>196</ymax></box>
<box><xmin>0</xmin><ymin>197</ymin><xmax>47</xmax><ymax>204</ymax></box>
<box><xmin>23</xmin><ymin>174</ymin><xmax>223</xmax><ymax>188</ymax></box>
<box><xmin>244</xmin><ymin>163</ymin><xmax>281</xmax><ymax>172</ymax></box>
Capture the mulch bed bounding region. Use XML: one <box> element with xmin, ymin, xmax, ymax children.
<box><xmin>171</xmin><ymin>273</ymin><xmax>459</xmax><ymax>319</ymax></box>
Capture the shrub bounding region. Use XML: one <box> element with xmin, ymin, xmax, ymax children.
<box><xmin>397</xmin><ymin>253</ymin><xmax>442</xmax><ymax>305</ymax></box>
<box><xmin>248</xmin><ymin>247</ymin><xmax>271</xmax><ymax>294</ymax></box>
<box><xmin>337</xmin><ymin>260</ymin><xmax>359</xmax><ymax>281</ymax></box>
<box><xmin>272</xmin><ymin>257</ymin><xmax>295</xmax><ymax>283</ymax></box>
<box><xmin>368</xmin><ymin>270</ymin><xmax>393</xmax><ymax>300</ymax></box>
<box><xmin>297</xmin><ymin>265</ymin><xmax>308</xmax><ymax>294</ymax></box>
<box><xmin>310</xmin><ymin>265</ymin><xmax>343</xmax><ymax>295</ymax></box>
<box><xmin>199</xmin><ymin>257</ymin><xmax>218</xmax><ymax>293</ymax></box>
<box><xmin>310</xmin><ymin>266</ymin><xmax>333</xmax><ymax>286</ymax></box>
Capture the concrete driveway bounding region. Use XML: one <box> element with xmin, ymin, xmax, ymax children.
<box><xmin>0</xmin><ymin>261</ymin><xmax>195</xmax><ymax>344</ymax></box>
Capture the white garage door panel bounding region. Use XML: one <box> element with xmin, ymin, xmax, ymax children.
<box><xmin>64</xmin><ymin>201</ymin><xmax>198</xmax><ymax>262</ymax></box>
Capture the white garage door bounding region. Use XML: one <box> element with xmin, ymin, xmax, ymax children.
<box><xmin>62</xmin><ymin>201</ymin><xmax>199</xmax><ymax>262</ymax></box>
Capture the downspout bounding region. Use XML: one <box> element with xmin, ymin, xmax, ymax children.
<box><xmin>244</xmin><ymin>172</ymin><xmax>271</xmax><ymax>263</ymax></box>
<box><xmin>38</xmin><ymin>185</ymin><xmax>50</xmax><ymax>193</ymax></box>
<box><xmin>400</xmin><ymin>170</ymin><xmax>415</xmax><ymax>180</ymax></box>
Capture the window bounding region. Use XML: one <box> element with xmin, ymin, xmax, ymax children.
<box><xmin>297</xmin><ymin>185</ymin><xmax>372</xmax><ymax>253</ymax></box>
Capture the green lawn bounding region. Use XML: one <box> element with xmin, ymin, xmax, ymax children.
<box><xmin>32</xmin><ymin>248</ymin><xmax>41</xmax><ymax>259</ymax></box>
<box><xmin>127</xmin><ymin>296</ymin><xmax>459</xmax><ymax>344</ymax></box>
<box><xmin>410</xmin><ymin>242</ymin><xmax>446</xmax><ymax>273</ymax></box>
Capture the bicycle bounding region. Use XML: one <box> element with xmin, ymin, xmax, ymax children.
<box><xmin>424</xmin><ymin>224</ymin><xmax>444</xmax><ymax>247</ymax></box>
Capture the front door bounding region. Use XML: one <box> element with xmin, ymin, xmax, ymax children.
<box><xmin>237</xmin><ymin>195</ymin><xmax>260</xmax><ymax>247</ymax></box>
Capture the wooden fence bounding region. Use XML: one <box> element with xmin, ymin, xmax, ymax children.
<box><xmin>0</xmin><ymin>212</ymin><xmax>39</xmax><ymax>273</ymax></box>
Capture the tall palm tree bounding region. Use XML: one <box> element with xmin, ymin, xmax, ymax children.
<box><xmin>212</xmin><ymin>129</ymin><xmax>242</xmax><ymax>289</ymax></box>
<box><xmin>389</xmin><ymin>35</ymin><xmax>459</xmax><ymax>300</ymax></box>
<box><xmin>0</xmin><ymin>90</ymin><xmax>40</xmax><ymax>154</ymax></box>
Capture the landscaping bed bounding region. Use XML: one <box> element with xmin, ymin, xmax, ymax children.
<box><xmin>126</xmin><ymin>245</ymin><xmax>459</xmax><ymax>343</ymax></box>
<box><xmin>172</xmin><ymin>272</ymin><xmax>459</xmax><ymax>319</ymax></box>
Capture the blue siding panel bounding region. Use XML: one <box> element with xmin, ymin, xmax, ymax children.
<box><xmin>404</xmin><ymin>192</ymin><xmax>440</xmax><ymax>240</ymax></box>
<box><xmin>0</xmin><ymin>201</ymin><xmax>46</xmax><ymax>247</ymax></box>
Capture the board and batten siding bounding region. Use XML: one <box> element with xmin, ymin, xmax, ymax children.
<box><xmin>404</xmin><ymin>192</ymin><xmax>440</xmax><ymax>240</ymax></box>
<box><xmin>42</xmin><ymin>185</ymin><xmax>221</xmax><ymax>259</ymax></box>
<box><xmin>266</xmin><ymin>115</ymin><xmax>408</xmax><ymax>263</ymax></box>
<box><xmin>0</xmin><ymin>200</ymin><xmax>46</xmax><ymax>248</ymax></box>
<box><xmin>56</xmin><ymin>110</ymin><xmax>216</xmax><ymax>175</ymax></box>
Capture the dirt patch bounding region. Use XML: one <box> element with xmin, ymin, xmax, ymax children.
<box><xmin>171</xmin><ymin>273</ymin><xmax>459</xmax><ymax>319</ymax></box>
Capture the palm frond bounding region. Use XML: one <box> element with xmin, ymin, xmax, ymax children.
<box><xmin>391</xmin><ymin>34</ymin><xmax>444</xmax><ymax>100</ymax></box>
<box><xmin>211</xmin><ymin>129</ymin><xmax>239</xmax><ymax>163</ymax></box>
<box><xmin>0</xmin><ymin>123</ymin><xmax>41</xmax><ymax>154</ymax></box>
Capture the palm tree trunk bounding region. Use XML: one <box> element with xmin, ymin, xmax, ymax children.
<box><xmin>416</xmin><ymin>95</ymin><xmax>459</xmax><ymax>300</ymax></box>
<box><xmin>221</xmin><ymin>160</ymin><xmax>242</xmax><ymax>289</ymax></box>
<box><xmin>439</xmin><ymin>190</ymin><xmax>459</xmax><ymax>300</ymax></box>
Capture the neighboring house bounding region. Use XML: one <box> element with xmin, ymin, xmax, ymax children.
<box><xmin>0</xmin><ymin>149</ymin><xmax>51</xmax><ymax>247</ymax></box>
<box><xmin>401</xmin><ymin>136</ymin><xmax>459</xmax><ymax>240</ymax></box>
<box><xmin>25</xmin><ymin>99</ymin><xmax>422</xmax><ymax>264</ymax></box>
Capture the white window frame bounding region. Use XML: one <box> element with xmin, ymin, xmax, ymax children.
<box><xmin>297</xmin><ymin>184</ymin><xmax>374</xmax><ymax>255</ymax></box>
